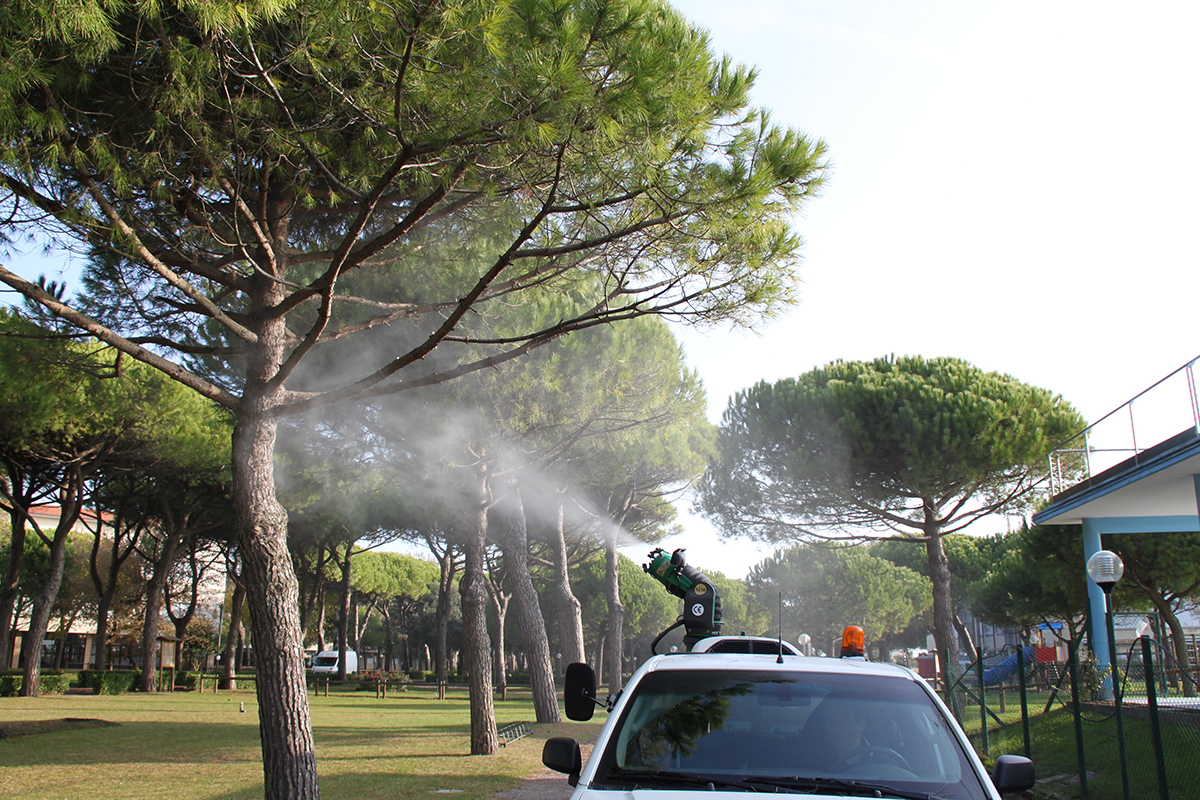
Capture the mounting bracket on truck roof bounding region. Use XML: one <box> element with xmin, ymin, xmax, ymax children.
<box><xmin>642</xmin><ymin>547</ymin><xmax>723</xmax><ymax>652</ymax></box>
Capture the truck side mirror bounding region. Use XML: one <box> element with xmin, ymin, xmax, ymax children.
<box><xmin>542</xmin><ymin>737</ymin><xmax>583</xmax><ymax>786</ymax></box>
<box><xmin>564</xmin><ymin>662</ymin><xmax>597</xmax><ymax>721</ymax></box>
<box><xmin>991</xmin><ymin>754</ymin><xmax>1035</xmax><ymax>794</ymax></box>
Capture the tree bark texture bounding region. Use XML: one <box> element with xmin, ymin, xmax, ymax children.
<box><xmin>495</xmin><ymin>491</ymin><xmax>560</xmax><ymax>723</ymax></box>
<box><xmin>433</xmin><ymin>542</ymin><xmax>456</xmax><ymax>685</ymax></box>
<box><xmin>460</xmin><ymin>462</ymin><xmax>497</xmax><ymax>755</ymax></box>
<box><xmin>550</xmin><ymin>493</ymin><xmax>585</xmax><ymax>665</ymax></box>
<box><xmin>337</xmin><ymin>544</ymin><xmax>352</xmax><ymax>680</ymax></box>
<box><xmin>222</xmin><ymin>576</ymin><xmax>246</xmax><ymax>690</ymax></box>
<box><xmin>605</xmin><ymin>522</ymin><xmax>624</xmax><ymax>694</ymax></box>
<box><xmin>382</xmin><ymin>605</ymin><xmax>394</xmax><ymax>672</ymax></box>
<box><xmin>20</xmin><ymin>471</ymin><xmax>84</xmax><ymax>697</ymax></box>
<box><xmin>486</xmin><ymin>566</ymin><xmax>510</xmax><ymax>696</ymax></box>
<box><xmin>952</xmin><ymin>612</ymin><xmax>978</xmax><ymax>664</ymax></box>
<box><xmin>233</xmin><ymin>405</ymin><xmax>319</xmax><ymax>798</ymax></box>
<box><xmin>90</xmin><ymin>518</ymin><xmax>136</xmax><ymax>672</ymax></box>
<box><xmin>0</xmin><ymin>501</ymin><xmax>29</xmax><ymax>671</ymax></box>
<box><xmin>140</xmin><ymin>529</ymin><xmax>184</xmax><ymax>692</ymax></box>
<box><xmin>924</xmin><ymin>504</ymin><xmax>960</xmax><ymax>701</ymax></box>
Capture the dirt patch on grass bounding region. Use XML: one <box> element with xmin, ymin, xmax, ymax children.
<box><xmin>0</xmin><ymin>718</ymin><xmax>118</xmax><ymax>739</ymax></box>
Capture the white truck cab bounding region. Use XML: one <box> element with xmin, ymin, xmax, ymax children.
<box><xmin>543</xmin><ymin>635</ymin><xmax>1036</xmax><ymax>800</ymax></box>
<box><xmin>310</xmin><ymin>649</ymin><xmax>358</xmax><ymax>675</ymax></box>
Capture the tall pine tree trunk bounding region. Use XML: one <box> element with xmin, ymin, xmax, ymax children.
<box><xmin>924</xmin><ymin>502</ymin><xmax>959</xmax><ymax>703</ymax></box>
<box><xmin>487</xmin><ymin>573</ymin><xmax>509</xmax><ymax>698</ymax></box>
<box><xmin>432</xmin><ymin>540</ymin><xmax>457</xmax><ymax>686</ymax></box>
<box><xmin>94</xmin><ymin>591</ymin><xmax>114</xmax><ymax>671</ymax></box>
<box><xmin>140</xmin><ymin>530</ymin><xmax>184</xmax><ymax>692</ymax></box>
<box><xmin>336</xmin><ymin>544</ymin><xmax>352</xmax><ymax>680</ymax></box>
<box><xmin>314</xmin><ymin>592</ymin><xmax>327</xmax><ymax>652</ymax></box>
<box><xmin>495</xmin><ymin>490</ymin><xmax>559</xmax><ymax>723</ymax></box>
<box><xmin>0</xmin><ymin>500</ymin><xmax>30</xmax><ymax>672</ymax></box>
<box><xmin>90</xmin><ymin>521</ymin><xmax>132</xmax><ymax>672</ymax></box>
<box><xmin>21</xmin><ymin>470</ymin><xmax>84</xmax><ymax>696</ymax></box>
<box><xmin>221</xmin><ymin>577</ymin><xmax>246</xmax><ymax>690</ymax></box>
<box><xmin>382</xmin><ymin>604</ymin><xmax>395</xmax><ymax>672</ymax></box>
<box><xmin>550</xmin><ymin>492</ymin><xmax>585</xmax><ymax>665</ymax></box>
<box><xmin>459</xmin><ymin>459</ymin><xmax>497</xmax><ymax>754</ymax></box>
<box><xmin>605</xmin><ymin>520</ymin><xmax>624</xmax><ymax>694</ymax></box>
<box><xmin>233</xmin><ymin>376</ymin><xmax>318</xmax><ymax>796</ymax></box>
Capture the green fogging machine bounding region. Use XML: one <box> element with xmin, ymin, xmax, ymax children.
<box><xmin>643</xmin><ymin>547</ymin><xmax>723</xmax><ymax>652</ymax></box>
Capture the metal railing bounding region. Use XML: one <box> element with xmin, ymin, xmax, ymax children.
<box><xmin>1048</xmin><ymin>356</ymin><xmax>1200</xmax><ymax>497</ymax></box>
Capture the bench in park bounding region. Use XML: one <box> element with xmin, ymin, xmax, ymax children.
<box><xmin>498</xmin><ymin>721</ymin><xmax>532</xmax><ymax>747</ymax></box>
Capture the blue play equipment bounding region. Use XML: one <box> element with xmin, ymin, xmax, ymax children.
<box><xmin>982</xmin><ymin>647</ymin><xmax>1036</xmax><ymax>686</ymax></box>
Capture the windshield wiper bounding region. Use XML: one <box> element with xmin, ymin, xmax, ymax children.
<box><xmin>741</xmin><ymin>775</ymin><xmax>943</xmax><ymax>799</ymax></box>
<box><xmin>603</xmin><ymin>769</ymin><xmax>772</xmax><ymax>793</ymax></box>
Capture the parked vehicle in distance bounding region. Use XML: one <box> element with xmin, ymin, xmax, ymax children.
<box><xmin>310</xmin><ymin>650</ymin><xmax>358</xmax><ymax>675</ymax></box>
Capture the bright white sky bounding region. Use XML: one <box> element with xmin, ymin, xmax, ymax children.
<box><xmin>7</xmin><ymin>2</ymin><xmax>1200</xmax><ymax>578</ymax></box>
<box><xmin>643</xmin><ymin>0</ymin><xmax>1200</xmax><ymax>577</ymax></box>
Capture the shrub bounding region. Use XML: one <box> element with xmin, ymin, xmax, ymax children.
<box><xmin>0</xmin><ymin>671</ymin><xmax>22</xmax><ymax>696</ymax></box>
<box><xmin>96</xmin><ymin>671</ymin><xmax>138</xmax><ymax>695</ymax></box>
<box><xmin>173</xmin><ymin>670</ymin><xmax>197</xmax><ymax>691</ymax></box>
<box><xmin>0</xmin><ymin>671</ymin><xmax>71</xmax><ymax>695</ymax></box>
<box><xmin>39</xmin><ymin>671</ymin><xmax>71</xmax><ymax>694</ymax></box>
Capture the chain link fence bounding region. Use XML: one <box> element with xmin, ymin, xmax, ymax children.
<box><xmin>946</xmin><ymin>638</ymin><xmax>1200</xmax><ymax>799</ymax></box>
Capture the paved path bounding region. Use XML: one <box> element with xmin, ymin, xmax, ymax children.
<box><xmin>494</xmin><ymin>744</ymin><xmax>591</xmax><ymax>800</ymax></box>
<box><xmin>494</xmin><ymin>767</ymin><xmax>575</xmax><ymax>800</ymax></box>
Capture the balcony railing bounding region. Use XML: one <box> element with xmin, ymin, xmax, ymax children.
<box><xmin>1047</xmin><ymin>356</ymin><xmax>1200</xmax><ymax>497</ymax></box>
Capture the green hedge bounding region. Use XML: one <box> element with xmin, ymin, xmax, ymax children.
<box><xmin>40</xmin><ymin>671</ymin><xmax>71</xmax><ymax>694</ymax></box>
<box><xmin>0</xmin><ymin>671</ymin><xmax>21</xmax><ymax>696</ymax></box>
<box><xmin>0</xmin><ymin>670</ymin><xmax>71</xmax><ymax>695</ymax></box>
<box><xmin>77</xmin><ymin>669</ymin><xmax>140</xmax><ymax>695</ymax></box>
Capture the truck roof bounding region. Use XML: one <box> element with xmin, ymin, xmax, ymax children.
<box><xmin>640</xmin><ymin>648</ymin><xmax>923</xmax><ymax>681</ymax></box>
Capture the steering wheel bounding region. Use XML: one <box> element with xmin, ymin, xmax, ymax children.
<box><xmin>835</xmin><ymin>746</ymin><xmax>912</xmax><ymax>772</ymax></box>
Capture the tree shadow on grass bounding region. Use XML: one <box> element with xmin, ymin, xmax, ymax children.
<box><xmin>0</xmin><ymin>720</ymin><xmax>262</xmax><ymax>767</ymax></box>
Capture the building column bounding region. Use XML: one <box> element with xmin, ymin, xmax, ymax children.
<box><xmin>1082</xmin><ymin>518</ymin><xmax>1113</xmax><ymax>699</ymax></box>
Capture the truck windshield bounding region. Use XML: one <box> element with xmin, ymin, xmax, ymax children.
<box><xmin>592</xmin><ymin>669</ymin><xmax>989</xmax><ymax>800</ymax></box>
<box><xmin>313</xmin><ymin>657</ymin><xmax>338</xmax><ymax>667</ymax></box>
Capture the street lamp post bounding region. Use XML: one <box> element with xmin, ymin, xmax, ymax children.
<box><xmin>1087</xmin><ymin>549</ymin><xmax>1130</xmax><ymax>800</ymax></box>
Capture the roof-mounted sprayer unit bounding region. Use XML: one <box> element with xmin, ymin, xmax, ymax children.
<box><xmin>643</xmin><ymin>547</ymin><xmax>723</xmax><ymax>652</ymax></box>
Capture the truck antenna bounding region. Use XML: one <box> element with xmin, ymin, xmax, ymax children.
<box><xmin>777</xmin><ymin>592</ymin><xmax>784</xmax><ymax>664</ymax></box>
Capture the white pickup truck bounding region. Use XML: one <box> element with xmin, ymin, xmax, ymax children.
<box><xmin>543</xmin><ymin>633</ymin><xmax>1035</xmax><ymax>800</ymax></box>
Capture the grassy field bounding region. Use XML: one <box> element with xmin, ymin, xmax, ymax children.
<box><xmin>0</xmin><ymin>684</ymin><xmax>602</xmax><ymax>800</ymax></box>
<box><xmin>958</xmin><ymin>689</ymin><xmax>1200</xmax><ymax>800</ymax></box>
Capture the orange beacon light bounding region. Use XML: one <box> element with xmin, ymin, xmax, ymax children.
<box><xmin>840</xmin><ymin>626</ymin><xmax>865</xmax><ymax>659</ymax></box>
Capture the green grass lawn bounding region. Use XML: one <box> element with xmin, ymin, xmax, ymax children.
<box><xmin>0</xmin><ymin>685</ymin><xmax>602</xmax><ymax>800</ymax></box>
<box><xmin>959</xmin><ymin>689</ymin><xmax>1200</xmax><ymax>800</ymax></box>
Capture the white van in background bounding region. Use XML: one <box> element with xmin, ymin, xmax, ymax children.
<box><xmin>311</xmin><ymin>650</ymin><xmax>358</xmax><ymax>675</ymax></box>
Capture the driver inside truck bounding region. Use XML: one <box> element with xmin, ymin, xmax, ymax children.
<box><xmin>823</xmin><ymin>702</ymin><xmax>868</xmax><ymax>760</ymax></box>
<box><xmin>796</xmin><ymin>695</ymin><xmax>869</xmax><ymax>766</ymax></box>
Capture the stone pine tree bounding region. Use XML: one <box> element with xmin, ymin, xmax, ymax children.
<box><xmin>973</xmin><ymin>525</ymin><xmax>1090</xmax><ymax>645</ymax></box>
<box><xmin>746</xmin><ymin>544</ymin><xmax>930</xmax><ymax>656</ymax></box>
<box><xmin>700</xmin><ymin>355</ymin><xmax>1085</xmax><ymax>694</ymax></box>
<box><xmin>0</xmin><ymin>1</ymin><xmax>826</xmax><ymax>792</ymax></box>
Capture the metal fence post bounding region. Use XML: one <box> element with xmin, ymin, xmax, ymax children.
<box><xmin>976</xmin><ymin>653</ymin><xmax>988</xmax><ymax>756</ymax></box>
<box><xmin>1068</xmin><ymin>640</ymin><xmax>1088</xmax><ymax>798</ymax></box>
<box><xmin>1141</xmin><ymin>637</ymin><xmax>1169</xmax><ymax>800</ymax></box>
<box><xmin>1017</xmin><ymin>644</ymin><xmax>1031</xmax><ymax>759</ymax></box>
